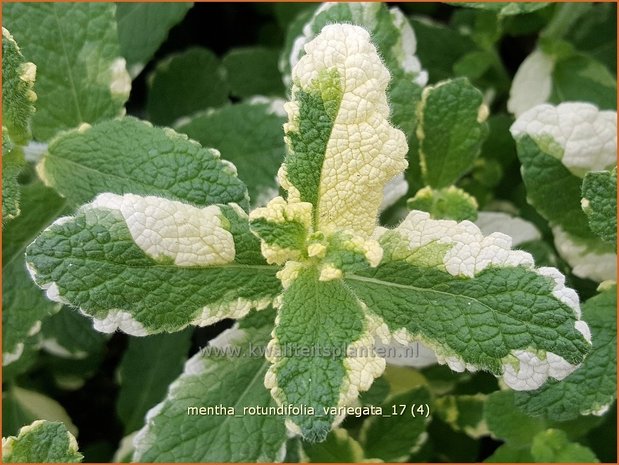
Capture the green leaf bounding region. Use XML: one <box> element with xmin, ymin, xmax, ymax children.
<box><xmin>435</xmin><ymin>394</ymin><xmax>488</xmax><ymax>439</ymax></box>
<box><xmin>2</xmin><ymin>28</ymin><xmax>37</xmax><ymax>146</ymax></box>
<box><xmin>2</xmin><ymin>144</ymin><xmax>25</xmax><ymax>222</ymax></box>
<box><xmin>344</xmin><ymin>210</ymin><xmax>591</xmax><ymax>391</ymax></box>
<box><xmin>407</xmin><ymin>186</ymin><xmax>478</xmax><ymax>221</ymax></box>
<box><xmin>484</xmin><ymin>390</ymin><xmax>546</xmax><ymax>447</ymax></box>
<box><xmin>2</xmin><ymin>386</ymin><xmax>78</xmax><ymax>438</ymax></box>
<box><xmin>3</xmin><ymin>182</ymin><xmax>67</xmax><ymax>366</ymax></box>
<box><xmin>360</xmin><ymin>386</ymin><xmax>431</xmax><ymax>461</ymax></box>
<box><xmin>117</xmin><ymin>329</ymin><xmax>192</xmax><ymax>434</ymax></box>
<box><xmin>511</xmin><ymin>104</ymin><xmax>617</xmax><ymax>282</ymax></box>
<box><xmin>40</xmin><ymin>307</ymin><xmax>108</xmax><ymax>359</ymax></box>
<box><xmin>514</xmin><ymin>287</ymin><xmax>617</xmax><ymax>421</ymax></box>
<box><xmin>550</xmin><ymin>54</ymin><xmax>617</xmax><ymax>110</ymax></box>
<box><xmin>116</xmin><ymin>3</ymin><xmax>192</xmax><ymax>78</ymax></box>
<box><xmin>531</xmin><ymin>429</ymin><xmax>599</xmax><ymax>462</ymax></box>
<box><xmin>26</xmin><ymin>194</ymin><xmax>281</xmax><ymax>335</ymax></box>
<box><xmin>302</xmin><ymin>429</ymin><xmax>365</xmax><ymax>463</ymax></box>
<box><xmin>176</xmin><ymin>100</ymin><xmax>286</xmax><ymax>206</ymax></box>
<box><xmin>266</xmin><ymin>267</ymin><xmax>383</xmax><ymax>441</ymax></box>
<box><xmin>281</xmin><ymin>3</ymin><xmax>426</xmax><ymax>168</ymax></box>
<box><xmin>146</xmin><ymin>47</ymin><xmax>228</xmax><ymax>126</ymax></box>
<box><xmin>132</xmin><ymin>312</ymin><xmax>288</xmax><ymax>462</ymax></box>
<box><xmin>582</xmin><ymin>169</ymin><xmax>617</xmax><ymax>248</ymax></box>
<box><xmin>222</xmin><ymin>47</ymin><xmax>285</xmax><ymax>98</ymax></box>
<box><xmin>4</xmin><ymin>3</ymin><xmax>130</xmax><ymax>141</ymax></box>
<box><xmin>417</xmin><ymin>78</ymin><xmax>489</xmax><ymax>188</ymax></box>
<box><xmin>2</xmin><ymin>420</ymin><xmax>83</xmax><ymax>463</ymax></box>
<box><xmin>452</xmin><ymin>2</ymin><xmax>550</xmax><ymax>16</ymax></box>
<box><xmin>280</xmin><ymin>23</ymin><xmax>408</xmax><ymax>236</ymax></box>
<box><xmin>38</xmin><ymin>117</ymin><xmax>249</xmax><ymax>210</ymax></box>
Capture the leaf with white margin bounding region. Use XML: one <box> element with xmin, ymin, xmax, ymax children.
<box><xmin>116</xmin><ymin>3</ymin><xmax>192</xmax><ymax>78</ymax></box>
<box><xmin>360</xmin><ymin>386</ymin><xmax>431</xmax><ymax>461</ymax></box>
<box><xmin>507</xmin><ymin>49</ymin><xmax>554</xmax><ymax>117</ymax></box>
<box><xmin>435</xmin><ymin>394</ymin><xmax>488</xmax><ymax>439</ymax></box>
<box><xmin>2</xmin><ymin>420</ymin><xmax>83</xmax><ymax>463</ymax></box>
<box><xmin>511</xmin><ymin>103</ymin><xmax>617</xmax><ymax>281</ymax></box>
<box><xmin>2</xmin><ymin>386</ymin><xmax>78</xmax><ymax>437</ymax></box>
<box><xmin>281</xmin><ymin>3</ymin><xmax>427</xmax><ymax>140</ymax></box>
<box><xmin>417</xmin><ymin>78</ymin><xmax>489</xmax><ymax>188</ymax></box>
<box><xmin>280</xmin><ymin>23</ymin><xmax>408</xmax><ymax>236</ymax></box>
<box><xmin>3</xmin><ymin>144</ymin><xmax>24</xmax><ymax>223</ymax></box>
<box><xmin>26</xmin><ymin>193</ymin><xmax>281</xmax><ymax>336</ymax></box>
<box><xmin>581</xmin><ymin>168</ymin><xmax>617</xmax><ymax>248</ymax></box>
<box><xmin>176</xmin><ymin>100</ymin><xmax>286</xmax><ymax>207</ymax></box>
<box><xmin>3</xmin><ymin>182</ymin><xmax>67</xmax><ymax>366</ymax></box>
<box><xmin>514</xmin><ymin>286</ymin><xmax>616</xmax><ymax>421</ymax></box>
<box><xmin>407</xmin><ymin>185</ymin><xmax>479</xmax><ymax>222</ymax></box>
<box><xmin>265</xmin><ymin>267</ymin><xmax>385</xmax><ymax>442</ymax></box>
<box><xmin>344</xmin><ymin>210</ymin><xmax>591</xmax><ymax>391</ymax></box>
<box><xmin>2</xmin><ymin>28</ymin><xmax>37</xmax><ymax>146</ymax></box>
<box><xmin>147</xmin><ymin>47</ymin><xmax>228</xmax><ymax>126</ymax></box>
<box><xmin>4</xmin><ymin>3</ymin><xmax>130</xmax><ymax>141</ymax></box>
<box><xmin>531</xmin><ymin>429</ymin><xmax>599</xmax><ymax>463</ymax></box>
<box><xmin>132</xmin><ymin>310</ymin><xmax>288</xmax><ymax>462</ymax></box>
<box><xmin>452</xmin><ymin>2</ymin><xmax>550</xmax><ymax>16</ymax></box>
<box><xmin>38</xmin><ymin>117</ymin><xmax>249</xmax><ymax>210</ymax></box>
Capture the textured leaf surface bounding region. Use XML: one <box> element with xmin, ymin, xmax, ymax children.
<box><xmin>116</xmin><ymin>3</ymin><xmax>192</xmax><ymax>77</ymax></box>
<box><xmin>417</xmin><ymin>78</ymin><xmax>488</xmax><ymax>188</ymax></box>
<box><xmin>281</xmin><ymin>3</ymin><xmax>426</xmax><ymax>140</ymax></box>
<box><xmin>582</xmin><ymin>169</ymin><xmax>617</xmax><ymax>247</ymax></box>
<box><xmin>117</xmin><ymin>329</ymin><xmax>192</xmax><ymax>433</ymax></box>
<box><xmin>280</xmin><ymin>23</ymin><xmax>408</xmax><ymax>236</ymax></box>
<box><xmin>266</xmin><ymin>268</ymin><xmax>384</xmax><ymax>441</ymax></box>
<box><xmin>302</xmin><ymin>429</ymin><xmax>365</xmax><ymax>463</ymax></box>
<box><xmin>531</xmin><ymin>429</ymin><xmax>599</xmax><ymax>462</ymax></box>
<box><xmin>147</xmin><ymin>48</ymin><xmax>227</xmax><ymax>125</ymax></box>
<box><xmin>2</xmin><ymin>420</ymin><xmax>83</xmax><ymax>463</ymax></box>
<box><xmin>514</xmin><ymin>287</ymin><xmax>617</xmax><ymax>421</ymax></box>
<box><xmin>223</xmin><ymin>47</ymin><xmax>284</xmax><ymax>98</ymax></box>
<box><xmin>2</xmin><ymin>146</ymin><xmax>24</xmax><ymax>222</ymax></box>
<box><xmin>4</xmin><ymin>3</ymin><xmax>130</xmax><ymax>141</ymax></box>
<box><xmin>26</xmin><ymin>194</ymin><xmax>281</xmax><ymax>335</ymax></box>
<box><xmin>39</xmin><ymin>117</ymin><xmax>249</xmax><ymax>209</ymax></box>
<box><xmin>360</xmin><ymin>387</ymin><xmax>431</xmax><ymax>461</ymax></box>
<box><xmin>345</xmin><ymin>210</ymin><xmax>591</xmax><ymax>391</ymax></box>
<box><xmin>435</xmin><ymin>394</ymin><xmax>487</xmax><ymax>439</ymax></box>
<box><xmin>176</xmin><ymin>101</ymin><xmax>285</xmax><ymax>206</ymax></box>
<box><xmin>133</xmin><ymin>313</ymin><xmax>288</xmax><ymax>462</ymax></box>
<box><xmin>3</xmin><ymin>182</ymin><xmax>67</xmax><ymax>365</ymax></box>
<box><xmin>2</xmin><ymin>386</ymin><xmax>78</xmax><ymax>437</ymax></box>
<box><xmin>2</xmin><ymin>28</ymin><xmax>36</xmax><ymax>145</ymax></box>
<box><xmin>407</xmin><ymin>185</ymin><xmax>478</xmax><ymax>221</ymax></box>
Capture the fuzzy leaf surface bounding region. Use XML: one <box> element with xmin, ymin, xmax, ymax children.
<box><xmin>2</xmin><ymin>420</ymin><xmax>83</xmax><ymax>463</ymax></box>
<box><xmin>582</xmin><ymin>169</ymin><xmax>617</xmax><ymax>247</ymax></box>
<box><xmin>3</xmin><ymin>3</ymin><xmax>130</xmax><ymax>140</ymax></box>
<box><xmin>132</xmin><ymin>312</ymin><xmax>287</xmax><ymax>462</ymax></box>
<box><xmin>39</xmin><ymin>117</ymin><xmax>249</xmax><ymax>209</ymax></box>
<box><xmin>26</xmin><ymin>194</ymin><xmax>281</xmax><ymax>335</ymax></box>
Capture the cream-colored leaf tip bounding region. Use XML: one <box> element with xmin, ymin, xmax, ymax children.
<box><xmin>510</xmin><ymin>102</ymin><xmax>617</xmax><ymax>176</ymax></box>
<box><xmin>285</xmin><ymin>24</ymin><xmax>408</xmax><ymax>236</ymax></box>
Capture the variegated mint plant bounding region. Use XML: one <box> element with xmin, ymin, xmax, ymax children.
<box><xmin>26</xmin><ymin>23</ymin><xmax>591</xmax><ymax>445</ymax></box>
<box><xmin>5</xmin><ymin>2</ymin><xmax>617</xmax><ymax>463</ymax></box>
